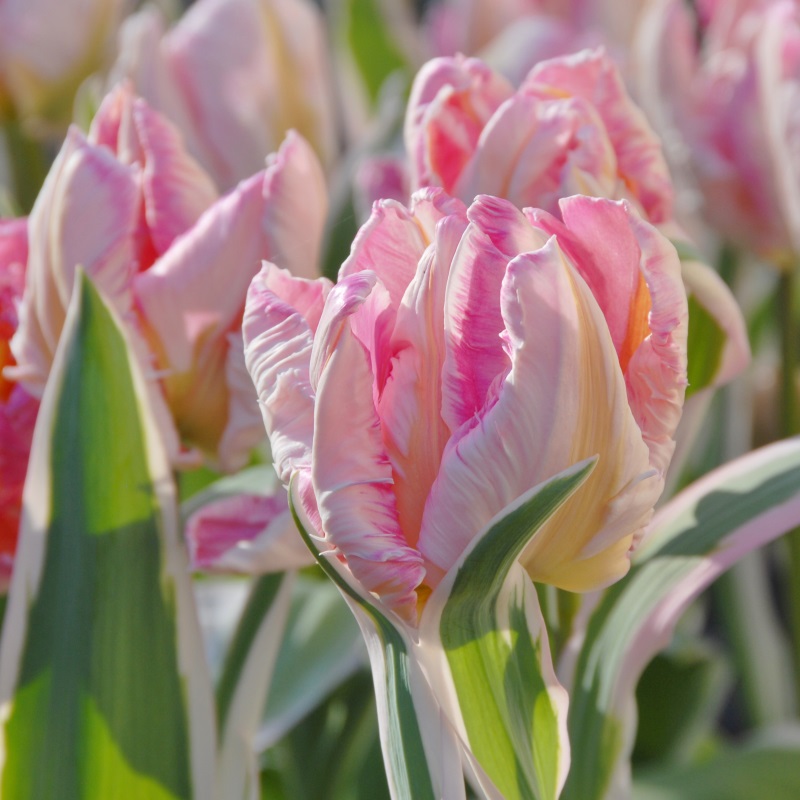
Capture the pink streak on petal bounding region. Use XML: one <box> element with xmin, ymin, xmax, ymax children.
<box><xmin>186</xmin><ymin>491</ymin><xmax>312</xmax><ymax>573</ymax></box>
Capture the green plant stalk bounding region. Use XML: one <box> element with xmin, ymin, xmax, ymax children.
<box><xmin>778</xmin><ymin>266</ymin><xmax>800</xmax><ymax>705</ymax></box>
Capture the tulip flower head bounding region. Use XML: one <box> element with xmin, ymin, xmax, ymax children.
<box><xmin>405</xmin><ymin>48</ymin><xmax>674</xmax><ymax>227</ymax></box>
<box><xmin>9</xmin><ymin>83</ymin><xmax>328</xmax><ymax>470</ymax></box>
<box><xmin>638</xmin><ymin>0</ymin><xmax>800</xmax><ymax>261</ymax></box>
<box><xmin>244</xmin><ymin>189</ymin><xmax>688</xmax><ymax>622</ymax></box>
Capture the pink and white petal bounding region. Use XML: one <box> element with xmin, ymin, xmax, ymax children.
<box><xmin>420</xmin><ymin>237</ymin><xmax>657</xmax><ymax>591</ymax></box>
<box><xmin>440</xmin><ymin>224</ymin><xmax>510</xmax><ymax>432</ymax></box>
<box><xmin>312</xmin><ymin>277</ymin><xmax>424</xmax><ymax>620</ymax></box>
<box><xmin>339</xmin><ymin>199</ymin><xmax>428</xmax><ymax>311</ymax></box>
<box><xmin>10</xmin><ymin>128</ymin><xmax>140</xmax><ymax>393</ymax></box>
<box><xmin>187</xmin><ymin>491</ymin><xmax>312</xmax><ymax>573</ymax></box>
<box><xmin>405</xmin><ymin>56</ymin><xmax>513</xmax><ymax>191</ymax></box>
<box><xmin>130</xmin><ymin>96</ymin><xmax>219</xmax><ymax>254</ymax></box>
<box><xmin>407</xmin><ymin>187</ymin><xmax>468</xmax><ymax>244</ymax></box>
<box><xmin>243</xmin><ymin>263</ymin><xmax>327</xmax><ymax>483</ymax></box>
<box><xmin>378</xmin><ymin>216</ymin><xmax>463</xmax><ymax>547</ymax></box>
<box><xmin>134</xmin><ymin>170</ymin><xmax>270</xmax><ymax>375</ymax></box>
<box><xmin>260</xmin><ymin>131</ymin><xmax>327</xmax><ymax>280</ymax></box>
<box><xmin>556</xmin><ymin>196</ymin><xmax>688</xmax><ymax>479</ymax></box>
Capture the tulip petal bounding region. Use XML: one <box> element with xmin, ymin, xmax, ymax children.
<box><xmin>522</xmin><ymin>49</ymin><xmax>674</xmax><ymax>223</ymax></box>
<box><xmin>243</xmin><ymin>263</ymin><xmax>330</xmax><ymax>484</ymax></box>
<box><xmin>260</xmin><ymin>131</ymin><xmax>328</xmax><ymax>280</ymax></box>
<box><xmin>186</xmin><ymin>491</ymin><xmax>311</xmax><ymax>574</ymax></box>
<box><xmin>378</xmin><ymin>213</ymin><xmax>465</xmax><ymax>548</ymax></box>
<box><xmin>405</xmin><ymin>55</ymin><xmax>513</xmax><ymax>191</ymax></box>
<box><xmin>91</xmin><ymin>85</ymin><xmax>218</xmax><ymax>258</ymax></box>
<box><xmin>10</xmin><ymin>128</ymin><xmax>140</xmax><ymax>393</ymax></box>
<box><xmin>311</xmin><ymin>276</ymin><xmax>425</xmax><ymax>620</ymax></box>
<box><xmin>133</xmin><ymin>170</ymin><xmax>275</xmax><ymax>456</ymax></box>
<box><xmin>340</xmin><ymin>199</ymin><xmax>429</xmax><ymax>311</ymax></box>
<box><xmin>420</xmin><ymin>235</ymin><xmax>657</xmax><ymax>591</ymax></box>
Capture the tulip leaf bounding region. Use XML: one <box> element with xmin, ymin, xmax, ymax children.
<box><xmin>563</xmin><ymin>438</ymin><xmax>800</xmax><ymax>800</ymax></box>
<box><xmin>685</xmin><ymin>294</ymin><xmax>726</xmax><ymax>398</ymax></box>
<box><xmin>424</xmin><ymin>458</ymin><xmax>597</xmax><ymax>800</ymax></box>
<box><xmin>289</xmin><ymin>478</ymin><xmax>462</xmax><ymax>800</ymax></box>
<box><xmin>259</xmin><ymin>576</ymin><xmax>365</xmax><ymax>750</ymax></box>
<box><xmin>0</xmin><ymin>272</ymin><xmax>215</xmax><ymax>800</ymax></box>
<box><xmin>215</xmin><ymin>572</ymin><xmax>294</xmax><ymax>800</ymax></box>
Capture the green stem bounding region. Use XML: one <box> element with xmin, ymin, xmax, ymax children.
<box><xmin>778</xmin><ymin>267</ymin><xmax>800</xmax><ymax>707</ymax></box>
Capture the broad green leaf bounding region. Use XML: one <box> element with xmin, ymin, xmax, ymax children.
<box><xmin>423</xmin><ymin>458</ymin><xmax>598</xmax><ymax>800</ymax></box>
<box><xmin>289</xmin><ymin>478</ymin><xmax>463</xmax><ymax>800</ymax></box>
<box><xmin>632</xmin><ymin>732</ymin><xmax>800</xmax><ymax>800</ymax></box>
<box><xmin>215</xmin><ymin>573</ymin><xmax>294</xmax><ymax>800</ymax></box>
<box><xmin>563</xmin><ymin>438</ymin><xmax>800</xmax><ymax>800</ymax></box>
<box><xmin>0</xmin><ymin>272</ymin><xmax>215</xmax><ymax>800</ymax></box>
<box><xmin>259</xmin><ymin>576</ymin><xmax>365</xmax><ymax>750</ymax></box>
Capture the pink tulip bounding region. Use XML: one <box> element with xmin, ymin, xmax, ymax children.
<box><xmin>10</xmin><ymin>84</ymin><xmax>328</xmax><ymax>470</ymax></box>
<box><xmin>0</xmin><ymin>0</ymin><xmax>130</xmax><ymax>129</ymax></box>
<box><xmin>110</xmin><ymin>0</ymin><xmax>337</xmax><ymax>191</ymax></box>
<box><xmin>405</xmin><ymin>49</ymin><xmax>674</xmax><ymax>225</ymax></box>
<box><xmin>243</xmin><ymin>189</ymin><xmax>688</xmax><ymax>622</ymax></box>
<box><xmin>637</xmin><ymin>0</ymin><xmax>800</xmax><ymax>260</ymax></box>
<box><xmin>0</xmin><ymin>217</ymin><xmax>37</xmax><ymax>585</ymax></box>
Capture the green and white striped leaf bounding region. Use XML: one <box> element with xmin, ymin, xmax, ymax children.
<box><xmin>420</xmin><ymin>458</ymin><xmax>598</xmax><ymax>800</ymax></box>
<box><xmin>0</xmin><ymin>272</ymin><xmax>215</xmax><ymax>800</ymax></box>
<box><xmin>563</xmin><ymin>438</ymin><xmax>800</xmax><ymax>800</ymax></box>
<box><xmin>258</xmin><ymin>576</ymin><xmax>365</xmax><ymax>750</ymax></box>
<box><xmin>215</xmin><ymin>572</ymin><xmax>294</xmax><ymax>800</ymax></box>
<box><xmin>289</xmin><ymin>478</ymin><xmax>465</xmax><ymax>800</ymax></box>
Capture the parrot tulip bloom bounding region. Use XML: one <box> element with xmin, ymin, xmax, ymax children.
<box><xmin>10</xmin><ymin>84</ymin><xmax>328</xmax><ymax>470</ymax></box>
<box><xmin>244</xmin><ymin>189</ymin><xmax>688</xmax><ymax>622</ymax></box>
<box><xmin>405</xmin><ymin>48</ymin><xmax>674</xmax><ymax>225</ymax></box>
<box><xmin>0</xmin><ymin>0</ymin><xmax>129</xmax><ymax>130</ymax></box>
<box><xmin>637</xmin><ymin>0</ymin><xmax>800</xmax><ymax>260</ymax></box>
<box><xmin>0</xmin><ymin>217</ymin><xmax>36</xmax><ymax>584</ymax></box>
<box><xmin>110</xmin><ymin>0</ymin><xmax>337</xmax><ymax>191</ymax></box>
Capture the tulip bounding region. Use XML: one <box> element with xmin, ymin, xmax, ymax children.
<box><xmin>243</xmin><ymin>189</ymin><xmax>688</xmax><ymax>621</ymax></box>
<box><xmin>110</xmin><ymin>0</ymin><xmax>337</xmax><ymax>191</ymax></box>
<box><xmin>10</xmin><ymin>83</ymin><xmax>328</xmax><ymax>470</ymax></box>
<box><xmin>405</xmin><ymin>49</ymin><xmax>675</xmax><ymax>226</ymax></box>
<box><xmin>636</xmin><ymin>0</ymin><xmax>800</xmax><ymax>261</ymax></box>
<box><xmin>0</xmin><ymin>216</ymin><xmax>36</xmax><ymax>585</ymax></box>
<box><xmin>0</xmin><ymin>0</ymin><xmax>129</xmax><ymax>130</ymax></box>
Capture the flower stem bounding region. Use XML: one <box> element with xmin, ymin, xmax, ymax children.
<box><xmin>778</xmin><ymin>266</ymin><xmax>800</xmax><ymax>706</ymax></box>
